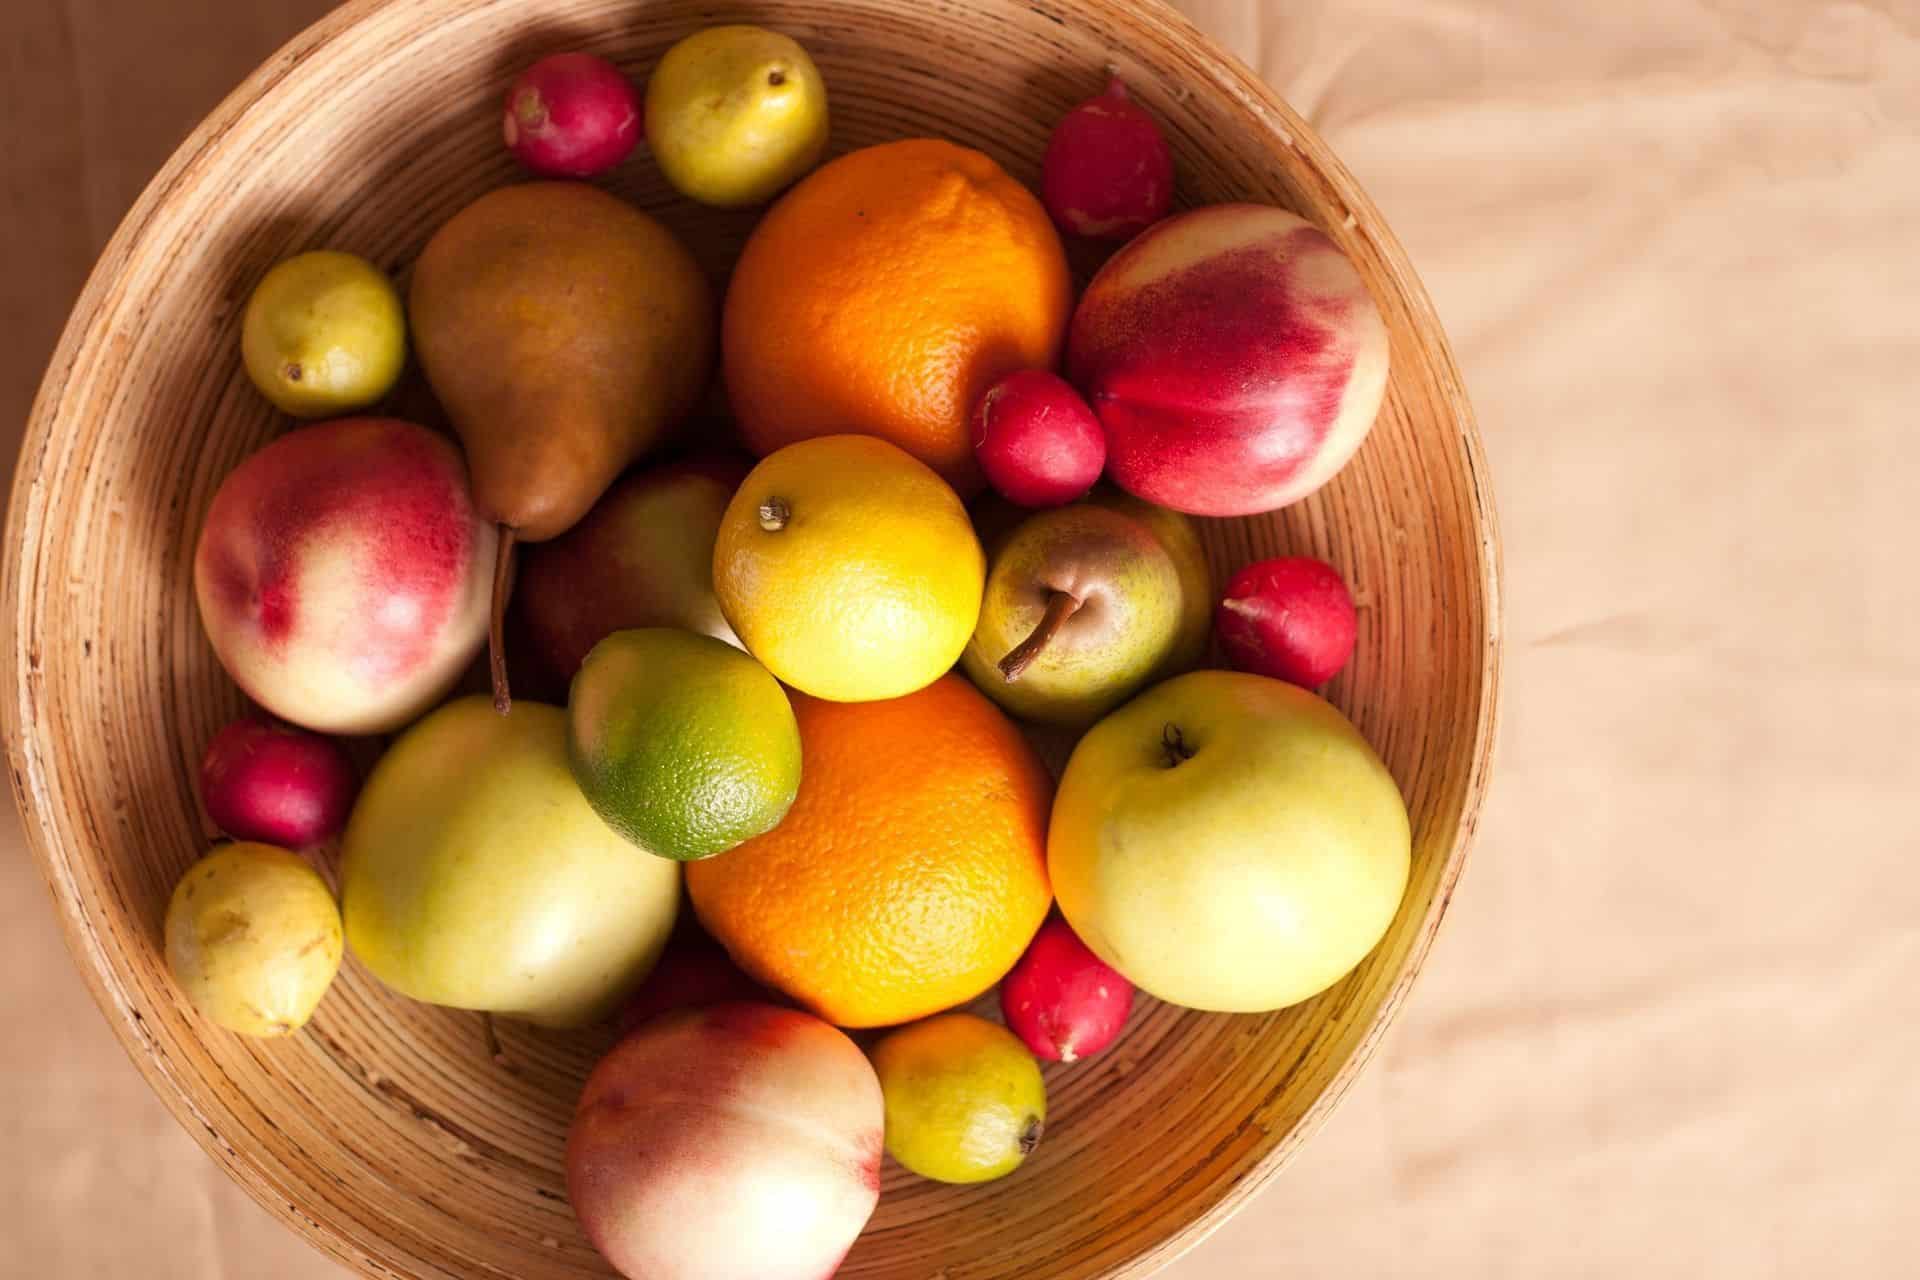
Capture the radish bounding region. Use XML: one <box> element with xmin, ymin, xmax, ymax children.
<box><xmin>199</xmin><ymin>716</ymin><xmax>357</xmax><ymax>848</ymax></box>
<box><xmin>1000</xmin><ymin>915</ymin><xmax>1133</xmax><ymax>1063</ymax></box>
<box><xmin>1216</xmin><ymin>556</ymin><xmax>1358</xmax><ymax>689</ymax></box>
<box><xmin>502</xmin><ymin>52</ymin><xmax>641</xmax><ymax>178</ymax></box>
<box><xmin>971</xmin><ymin>369</ymin><xmax>1108</xmax><ymax>508</ymax></box>
<box><xmin>1041</xmin><ymin>77</ymin><xmax>1175</xmax><ymax>241</ymax></box>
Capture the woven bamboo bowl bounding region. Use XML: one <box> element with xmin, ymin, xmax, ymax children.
<box><xmin>4</xmin><ymin>0</ymin><xmax>1499</xmax><ymax>1276</ymax></box>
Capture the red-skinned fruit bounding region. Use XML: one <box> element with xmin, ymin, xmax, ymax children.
<box><xmin>199</xmin><ymin>717</ymin><xmax>358</xmax><ymax>848</ymax></box>
<box><xmin>614</xmin><ymin>920</ymin><xmax>777</xmax><ymax>1037</ymax></box>
<box><xmin>971</xmin><ymin>369</ymin><xmax>1108</xmax><ymax>508</ymax></box>
<box><xmin>1042</xmin><ymin>78</ymin><xmax>1175</xmax><ymax>241</ymax></box>
<box><xmin>1215</xmin><ymin>555</ymin><xmax>1358</xmax><ymax>688</ymax></box>
<box><xmin>567</xmin><ymin>1003</ymin><xmax>883</xmax><ymax>1280</ymax></box>
<box><xmin>503</xmin><ymin>53</ymin><xmax>641</xmax><ymax>178</ymax></box>
<box><xmin>1066</xmin><ymin>203</ymin><xmax>1389</xmax><ymax>517</ymax></box>
<box><xmin>1000</xmin><ymin>914</ymin><xmax>1134</xmax><ymax>1064</ymax></box>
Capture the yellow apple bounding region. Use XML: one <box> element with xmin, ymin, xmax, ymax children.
<box><xmin>1049</xmin><ymin>670</ymin><xmax>1410</xmax><ymax>1012</ymax></box>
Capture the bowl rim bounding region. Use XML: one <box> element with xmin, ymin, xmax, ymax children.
<box><xmin>2</xmin><ymin>0</ymin><xmax>1503</xmax><ymax>1275</ymax></box>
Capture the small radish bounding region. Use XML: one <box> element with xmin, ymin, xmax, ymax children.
<box><xmin>615</xmin><ymin>921</ymin><xmax>776</xmax><ymax>1036</ymax></box>
<box><xmin>199</xmin><ymin>716</ymin><xmax>358</xmax><ymax>848</ymax></box>
<box><xmin>1042</xmin><ymin>77</ymin><xmax>1175</xmax><ymax>241</ymax></box>
<box><xmin>1000</xmin><ymin>915</ymin><xmax>1133</xmax><ymax>1063</ymax></box>
<box><xmin>1216</xmin><ymin>556</ymin><xmax>1358</xmax><ymax>689</ymax></box>
<box><xmin>971</xmin><ymin>369</ymin><xmax>1108</xmax><ymax>508</ymax></box>
<box><xmin>502</xmin><ymin>52</ymin><xmax>641</xmax><ymax>178</ymax></box>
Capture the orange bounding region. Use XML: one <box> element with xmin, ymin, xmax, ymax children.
<box><xmin>722</xmin><ymin>138</ymin><xmax>1073</xmax><ymax>495</ymax></box>
<box><xmin>687</xmin><ymin>674</ymin><xmax>1053</xmax><ymax>1027</ymax></box>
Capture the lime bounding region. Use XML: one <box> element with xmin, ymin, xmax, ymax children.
<box><xmin>164</xmin><ymin>842</ymin><xmax>343</xmax><ymax>1037</ymax></box>
<box><xmin>241</xmin><ymin>250</ymin><xmax>406</xmax><ymax>417</ymax></box>
<box><xmin>568</xmin><ymin>628</ymin><xmax>801</xmax><ymax>860</ymax></box>
<box><xmin>645</xmin><ymin>25</ymin><xmax>830</xmax><ymax>208</ymax></box>
<box><xmin>871</xmin><ymin>1012</ymin><xmax>1046</xmax><ymax>1183</ymax></box>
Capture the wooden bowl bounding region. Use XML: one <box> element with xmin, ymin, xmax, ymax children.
<box><xmin>2</xmin><ymin>1</ymin><xmax>1499</xmax><ymax>1276</ymax></box>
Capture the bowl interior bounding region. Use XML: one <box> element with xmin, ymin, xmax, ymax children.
<box><xmin>4</xmin><ymin>1</ymin><xmax>1497</xmax><ymax>1277</ymax></box>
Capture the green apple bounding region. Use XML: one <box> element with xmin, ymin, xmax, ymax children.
<box><xmin>1049</xmin><ymin>670</ymin><xmax>1409</xmax><ymax>1012</ymax></box>
<box><xmin>341</xmin><ymin>696</ymin><xmax>679</xmax><ymax>1027</ymax></box>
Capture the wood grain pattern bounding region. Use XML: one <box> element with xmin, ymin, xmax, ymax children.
<box><xmin>1</xmin><ymin>1</ymin><xmax>1497</xmax><ymax>1277</ymax></box>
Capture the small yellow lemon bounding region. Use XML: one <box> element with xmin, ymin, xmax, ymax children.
<box><xmin>645</xmin><ymin>25</ymin><xmax>830</xmax><ymax>208</ymax></box>
<box><xmin>713</xmin><ymin>435</ymin><xmax>984</xmax><ymax>702</ymax></box>
<box><xmin>241</xmin><ymin>250</ymin><xmax>406</xmax><ymax>417</ymax></box>
<box><xmin>164</xmin><ymin>842</ymin><xmax>343</xmax><ymax>1037</ymax></box>
<box><xmin>872</xmin><ymin>1013</ymin><xmax>1047</xmax><ymax>1184</ymax></box>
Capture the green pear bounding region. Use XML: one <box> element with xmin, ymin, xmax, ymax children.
<box><xmin>341</xmin><ymin>696</ymin><xmax>679</xmax><ymax>1027</ymax></box>
<box><xmin>960</xmin><ymin>504</ymin><xmax>1182</xmax><ymax>727</ymax></box>
<box><xmin>1083</xmin><ymin>487</ymin><xmax>1214</xmax><ymax>677</ymax></box>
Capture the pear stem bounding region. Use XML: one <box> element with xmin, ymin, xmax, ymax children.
<box><xmin>489</xmin><ymin>525</ymin><xmax>517</xmax><ymax>715</ymax></box>
<box><xmin>1000</xmin><ymin>590</ymin><xmax>1083</xmax><ymax>682</ymax></box>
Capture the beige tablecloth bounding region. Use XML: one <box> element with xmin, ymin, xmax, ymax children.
<box><xmin>3</xmin><ymin>1</ymin><xmax>1915</xmax><ymax>1275</ymax></box>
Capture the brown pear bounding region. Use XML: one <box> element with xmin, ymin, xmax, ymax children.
<box><xmin>409</xmin><ymin>181</ymin><xmax>715</xmax><ymax>709</ymax></box>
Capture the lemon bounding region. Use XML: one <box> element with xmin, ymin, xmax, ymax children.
<box><xmin>164</xmin><ymin>842</ymin><xmax>343</xmax><ymax>1037</ymax></box>
<box><xmin>872</xmin><ymin>1013</ymin><xmax>1047</xmax><ymax>1183</ymax></box>
<box><xmin>241</xmin><ymin>250</ymin><xmax>406</xmax><ymax>417</ymax></box>
<box><xmin>714</xmin><ymin>435</ymin><xmax>985</xmax><ymax>702</ymax></box>
<box><xmin>645</xmin><ymin>25</ymin><xmax>830</xmax><ymax>208</ymax></box>
<box><xmin>568</xmin><ymin>629</ymin><xmax>801</xmax><ymax>861</ymax></box>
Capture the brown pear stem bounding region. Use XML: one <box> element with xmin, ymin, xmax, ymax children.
<box><xmin>999</xmin><ymin>590</ymin><xmax>1083</xmax><ymax>683</ymax></box>
<box><xmin>489</xmin><ymin>525</ymin><xmax>518</xmax><ymax>715</ymax></box>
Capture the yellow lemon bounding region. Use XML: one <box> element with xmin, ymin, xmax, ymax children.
<box><xmin>241</xmin><ymin>250</ymin><xmax>406</xmax><ymax>417</ymax></box>
<box><xmin>713</xmin><ymin>435</ymin><xmax>984</xmax><ymax>702</ymax></box>
<box><xmin>645</xmin><ymin>25</ymin><xmax>830</xmax><ymax>208</ymax></box>
<box><xmin>872</xmin><ymin>1013</ymin><xmax>1047</xmax><ymax>1184</ymax></box>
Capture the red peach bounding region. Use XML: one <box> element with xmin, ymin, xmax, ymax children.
<box><xmin>1066</xmin><ymin>204</ymin><xmax>1389</xmax><ymax>517</ymax></box>
<box><xmin>193</xmin><ymin>418</ymin><xmax>496</xmax><ymax>735</ymax></box>
<box><xmin>1000</xmin><ymin>914</ymin><xmax>1134</xmax><ymax>1063</ymax></box>
<box><xmin>1042</xmin><ymin>78</ymin><xmax>1175</xmax><ymax>241</ymax></box>
<box><xmin>567</xmin><ymin>1003</ymin><xmax>883</xmax><ymax>1280</ymax></box>
<box><xmin>1216</xmin><ymin>555</ymin><xmax>1357</xmax><ymax>688</ymax></box>
<box><xmin>199</xmin><ymin>716</ymin><xmax>358</xmax><ymax>848</ymax></box>
<box><xmin>970</xmin><ymin>369</ymin><xmax>1108</xmax><ymax>507</ymax></box>
<box><xmin>503</xmin><ymin>52</ymin><xmax>641</xmax><ymax>178</ymax></box>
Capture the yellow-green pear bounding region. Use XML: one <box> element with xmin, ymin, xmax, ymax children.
<box><xmin>341</xmin><ymin>696</ymin><xmax>679</xmax><ymax>1027</ymax></box>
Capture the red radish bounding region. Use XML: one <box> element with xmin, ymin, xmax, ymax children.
<box><xmin>614</xmin><ymin>922</ymin><xmax>776</xmax><ymax>1036</ymax></box>
<box><xmin>1042</xmin><ymin>77</ymin><xmax>1174</xmax><ymax>241</ymax></box>
<box><xmin>568</xmin><ymin>1003</ymin><xmax>883</xmax><ymax>1280</ymax></box>
<box><xmin>199</xmin><ymin>717</ymin><xmax>358</xmax><ymax>848</ymax></box>
<box><xmin>1216</xmin><ymin>556</ymin><xmax>1358</xmax><ymax>688</ymax></box>
<box><xmin>502</xmin><ymin>53</ymin><xmax>641</xmax><ymax>178</ymax></box>
<box><xmin>1000</xmin><ymin>915</ymin><xmax>1134</xmax><ymax>1063</ymax></box>
<box><xmin>971</xmin><ymin>369</ymin><xmax>1108</xmax><ymax>508</ymax></box>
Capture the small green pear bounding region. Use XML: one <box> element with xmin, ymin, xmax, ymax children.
<box><xmin>961</xmin><ymin>504</ymin><xmax>1182</xmax><ymax>727</ymax></box>
<box><xmin>341</xmin><ymin>696</ymin><xmax>679</xmax><ymax>1028</ymax></box>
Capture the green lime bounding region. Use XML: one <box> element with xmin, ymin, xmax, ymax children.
<box><xmin>871</xmin><ymin>1013</ymin><xmax>1046</xmax><ymax>1183</ymax></box>
<box><xmin>241</xmin><ymin>250</ymin><xmax>406</xmax><ymax>417</ymax></box>
<box><xmin>568</xmin><ymin>628</ymin><xmax>801</xmax><ymax>861</ymax></box>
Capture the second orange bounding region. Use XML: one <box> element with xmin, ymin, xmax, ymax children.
<box><xmin>723</xmin><ymin>138</ymin><xmax>1073</xmax><ymax>495</ymax></box>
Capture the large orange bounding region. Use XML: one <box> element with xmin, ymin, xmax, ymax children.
<box><xmin>722</xmin><ymin>139</ymin><xmax>1073</xmax><ymax>495</ymax></box>
<box><xmin>687</xmin><ymin>674</ymin><xmax>1053</xmax><ymax>1027</ymax></box>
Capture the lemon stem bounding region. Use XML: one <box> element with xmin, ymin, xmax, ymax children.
<box><xmin>758</xmin><ymin>497</ymin><xmax>791</xmax><ymax>532</ymax></box>
<box><xmin>489</xmin><ymin>526</ymin><xmax>517</xmax><ymax>715</ymax></box>
<box><xmin>1000</xmin><ymin>590</ymin><xmax>1082</xmax><ymax>682</ymax></box>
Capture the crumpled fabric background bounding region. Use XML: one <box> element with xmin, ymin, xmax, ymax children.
<box><xmin>2</xmin><ymin>1</ymin><xmax>1915</xmax><ymax>1276</ymax></box>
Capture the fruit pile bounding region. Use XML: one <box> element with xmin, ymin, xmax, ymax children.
<box><xmin>165</xmin><ymin>29</ymin><xmax>1409</xmax><ymax>1280</ymax></box>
